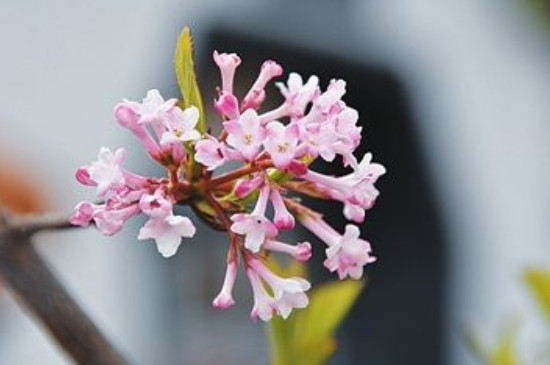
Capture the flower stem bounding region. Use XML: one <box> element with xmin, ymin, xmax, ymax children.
<box><xmin>209</xmin><ymin>160</ymin><xmax>273</xmax><ymax>188</ymax></box>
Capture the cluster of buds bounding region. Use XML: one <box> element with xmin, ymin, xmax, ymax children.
<box><xmin>71</xmin><ymin>50</ymin><xmax>385</xmax><ymax>321</ymax></box>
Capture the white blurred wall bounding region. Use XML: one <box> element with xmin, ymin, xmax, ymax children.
<box><xmin>353</xmin><ymin>1</ymin><xmax>550</xmax><ymax>363</ymax></box>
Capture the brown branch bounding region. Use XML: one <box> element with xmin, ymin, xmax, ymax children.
<box><xmin>0</xmin><ymin>212</ymin><xmax>76</xmax><ymax>242</ymax></box>
<box><xmin>0</xmin><ymin>209</ymin><xmax>130</xmax><ymax>364</ymax></box>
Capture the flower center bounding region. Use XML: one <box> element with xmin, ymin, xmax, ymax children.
<box><xmin>277</xmin><ymin>142</ymin><xmax>289</xmax><ymax>153</ymax></box>
<box><xmin>173</xmin><ymin>127</ymin><xmax>184</xmax><ymax>138</ymax></box>
<box><xmin>244</xmin><ymin>133</ymin><xmax>253</xmax><ymax>145</ymax></box>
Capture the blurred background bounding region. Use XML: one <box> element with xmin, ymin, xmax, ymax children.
<box><xmin>1</xmin><ymin>0</ymin><xmax>550</xmax><ymax>364</ymax></box>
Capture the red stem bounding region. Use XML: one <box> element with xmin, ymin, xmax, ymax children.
<box><xmin>209</xmin><ymin>160</ymin><xmax>273</xmax><ymax>188</ymax></box>
<box><xmin>204</xmin><ymin>193</ymin><xmax>232</xmax><ymax>229</ymax></box>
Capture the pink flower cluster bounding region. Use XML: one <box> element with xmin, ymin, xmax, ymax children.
<box><xmin>71</xmin><ymin>50</ymin><xmax>385</xmax><ymax>321</ymax></box>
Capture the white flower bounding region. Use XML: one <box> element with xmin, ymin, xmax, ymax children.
<box><xmin>138</xmin><ymin>215</ymin><xmax>196</xmax><ymax>258</ymax></box>
<box><xmin>248</xmin><ymin>258</ymin><xmax>310</xmax><ymax>320</ymax></box>
<box><xmin>88</xmin><ymin>147</ymin><xmax>126</xmax><ymax>197</ymax></box>
<box><xmin>324</xmin><ymin>225</ymin><xmax>376</xmax><ymax>280</ymax></box>
<box><xmin>276</xmin><ymin>73</ymin><xmax>319</xmax><ymax>117</ymax></box>
<box><xmin>136</xmin><ymin>89</ymin><xmax>177</xmax><ymax>124</ymax></box>
<box><xmin>230</xmin><ymin>186</ymin><xmax>278</xmax><ymax>252</ymax></box>
<box><xmin>160</xmin><ymin>106</ymin><xmax>201</xmax><ymax>145</ymax></box>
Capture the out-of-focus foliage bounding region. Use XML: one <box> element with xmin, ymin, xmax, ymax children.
<box><xmin>267</xmin><ymin>259</ymin><xmax>364</xmax><ymax>365</ymax></box>
<box><xmin>468</xmin><ymin>323</ymin><xmax>523</xmax><ymax>365</ymax></box>
<box><xmin>0</xmin><ymin>158</ymin><xmax>46</xmax><ymax>214</ymax></box>
<box><xmin>524</xmin><ymin>268</ymin><xmax>550</xmax><ymax>324</ymax></box>
<box><xmin>524</xmin><ymin>0</ymin><xmax>550</xmax><ymax>28</ymax></box>
<box><xmin>470</xmin><ymin>267</ymin><xmax>550</xmax><ymax>365</ymax></box>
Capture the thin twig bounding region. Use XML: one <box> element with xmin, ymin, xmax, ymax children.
<box><xmin>0</xmin><ymin>237</ymin><xmax>129</xmax><ymax>364</ymax></box>
<box><xmin>204</xmin><ymin>193</ymin><xmax>232</xmax><ymax>229</ymax></box>
<box><xmin>0</xmin><ymin>212</ymin><xmax>76</xmax><ymax>242</ymax></box>
<box><xmin>0</xmin><ymin>207</ymin><xmax>130</xmax><ymax>364</ymax></box>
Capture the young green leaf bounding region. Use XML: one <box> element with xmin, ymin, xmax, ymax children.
<box><xmin>266</xmin><ymin>258</ymin><xmax>306</xmax><ymax>365</ymax></box>
<box><xmin>524</xmin><ymin>268</ymin><xmax>550</xmax><ymax>324</ymax></box>
<box><xmin>268</xmin><ymin>314</ymin><xmax>297</xmax><ymax>365</ymax></box>
<box><xmin>174</xmin><ymin>27</ymin><xmax>206</xmax><ymax>133</ymax></box>
<box><xmin>174</xmin><ymin>27</ymin><xmax>206</xmax><ymax>179</ymax></box>
<box><xmin>293</xmin><ymin>280</ymin><xmax>364</xmax><ymax>349</ymax></box>
<box><xmin>489</xmin><ymin>324</ymin><xmax>523</xmax><ymax>365</ymax></box>
<box><xmin>467</xmin><ymin>322</ymin><xmax>523</xmax><ymax>365</ymax></box>
<box><xmin>267</xmin><ymin>275</ymin><xmax>364</xmax><ymax>365</ymax></box>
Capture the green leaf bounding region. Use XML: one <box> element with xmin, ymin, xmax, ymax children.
<box><xmin>524</xmin><ymin>268</ymin><xmax>550</xmax><ymax>324</ymax></box>
<box><xmin>269</xmin><ymin>314</ymin><xmax>297</xmax><ymax>365</ymax></box>
<box><xmin>466</xmin><ymin>322</ymin><xmax>523</xmax><ymax>365</ymax></box>
<box><xmin>174</xmin><ymin>27</ymin><xmax>206</xmax><ymax>179</ymax></box>
<box><xmin>490</xmin><ymin>324</ymin><xmax>522</xmax><ymax>365</ymax></box>
<box><xmin>266</xmin><ymin>256</ymin><xmax>307</xmax><ymax>279</ymax></box>
<box><xmin>293</xmin><ymin>280</ymin><xmax>364</xmax><ymax>351</ymax></box>
<box><xmin>266</xmin><ymin>257</ymin><xmax>306</xmax><ymax>365</ymax></box>
<box><xmin>294</xmin><ymin>338</ymin><xmax>336</xmax><ymax>365</ymax></box>
<box><xmin>266</xmin><ymin>258</ymin><xmax>364</xmax><ymax>365</ymax></box>
<box><xmin>174</xmin><ymin>27</ymin><xmax>206</xmax><ymax>133</ymax></box>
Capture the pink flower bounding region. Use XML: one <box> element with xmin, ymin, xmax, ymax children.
<box><xmin>194</xmin><ymin>137</ymin><xmax>228</xmax><ymax>171</ymax></box>
<box><xmin>242</xmin><ymin>60</ymin><xmax>283</xmax><ymax>110</ymax></box>
<box><xmin>136</xmin><ymin>89</ymin><xmax>177</xmax><ymax>126</ymax></box>
<box><xmin>248</xmin><ymin>258</ymin><xmax>310</xmax><ymax>319</ymax></box>
<box><xmin>264</xmin><ymin>121</ymin><xmax>299</xmax><ymax>170</ymax></box>
<box><xmin>114</xmin><ymin>103</ymin><xmax>161</xmax><ymax>156</ymax></box>
<box><xmin>263</xmin><ymin>240</ymin><xmax>312</xmax><ymax>262</ymax></box>
<box><xmin>234</xmin><ymin>174</ymin><xmax>265</xmax><ymax>198</ymax></box>
<box><xmin>303</xmin><ymin>153</ymin><xmax>385</xmax><ymax>212</ymax></box>
<box><xmin>350</xmin><ymin>152</ymin><xmax>387</xmax><ymax>182</ymax></box>
<box><xmin>247</xmin><ymin>268</ymin><xmax>275</xmax><ymax>321</ymax></box>
<box><xmin>75</xmin><ymin>167</ymin><xmax>96</xmax><ymax>186</ymax></box>
<box><xmin>214</xmin><ymin>92</ymin><xmax>240</xmax><ymax>120</ymax></box>
<box><xmin>138</xmin><ymin>190</ymin><xmax>173</xmax><ymax>218</ymax></box>
<box><xmin>94</xmin><ymin>204</ymin><xmax>141</xmax><ymax>236</ymax></box>
<box><xmin>114</xmin><ymin>89</ymin><xmax>177</xmax><ymax>150</ymax></box>
<box><xmin>72</xmin><ymin>45</ymin><xmax>385</xmax><ymax>321</ymax></box>
<box><xmin>70</xmin><ymin>201</ymin><xmax>98</xmax><ymax>227</ymax></box>
<box><xmin>230</xmin><ymin>185</ymin><xmax>278</xmax><ymax>252</ymax></box>
<box><xmin>212</xmin><ymin>260</ymin><xmax>238</xmax><ymax>309</ymax></box>
<box><xmin>137</xmin><ymin>189</ymin><xmax>196</xmax><ymax>257</ymax></box>
<box><xmin>87</xmin><ymin>147</ymin><xmax>126</xmax><ymax>197</ymax></box>
<box><xmin>300</xmin><ymin>217</ymin><xmax>375</xmax><ymax>280</ymax></box>
<box><xmin>224</xmin><ymin>109</ymin><xmax>266</xmax><ymax>161</ymax></box>
<box><xmin>315</xmin><ymin>79</ymin><xmax>346</xmax><ymax>115</ymax></box>
<box><xmin>276</xmin><ymin>73</ymin><xmax>319</xmax><ymax>117</ymax></box>
<box><xmin>71</xmin><ymin>200</ymin><xmax>141</xmax><ymax>236</ymax></box>
<box><xmin>160</xmin><ymin>106</ymin><xmax>201</xmax><ymax>145</ymax></box>
<box><xmin>213</xmin><ymin>51</ymin><xmax>241</xmax><ymax>94</ymax></box>
<box><xmin>272</xmin><ymin>277</ymin><xmax>310</xmax><ymax>319</ymax></box>
<box><xmin>347</xmin><ymin>180</ymin><xmax>380</xmax><ymax>210</ymax></box>
<box><xmin>343</xmin><ymin>202</ymin><xmax>366</xmax><ymax>223</ymax></box>
<box><xmin>270</xmin><ymin>188</ymin><xmax>295</xmax><ymax>229</ymax></box>
<box><xmin>327</xmin><ymin>183</ymin><xmax>378</xmax><ymax>224</ymax></box>
<box><xmin>333</xmin><ymin>107</ymin><xmax>362</xmax><ymax>150</ymax></box>
<box><xmin>297</xmin><ymin>78</ymin><xmax>346</xmax><ymax>129</ymax></box>
<box><xmin>138</xmin><ymin>214</ymin><xmax>196</xmax><ymax>258</ymax></box>
<box><xmin>324</xmin><ymin>225</ymin><xmax>376</xmax><ymax>280</ymax></box>
<box><xmin>296</xmin><ymin>122</ymin><xmax>340</xmax><ymax>162</ymax></box>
